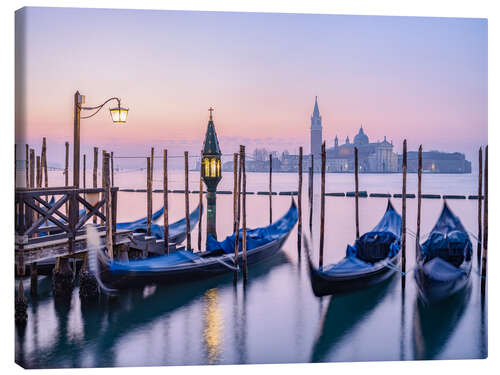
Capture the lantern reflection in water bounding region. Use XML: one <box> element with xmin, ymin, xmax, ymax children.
<box><xmin>203</xmin><ymin>288</ymin><xmax>223</xmax><ymax>364</ymax></box>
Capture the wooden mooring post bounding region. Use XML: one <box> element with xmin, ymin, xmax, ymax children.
<box><xmin>309</xmin><ymin>155</ymin><xmax>314</xmax><ymax>234</ymax></box>
<box><xmin>184</xmin><ymin>151</ymin><xmax>191</xmax><ymax>251</ymax></box>
<box><xmin>354</xmin><ymin>147</ymin><xmax>359</xmax><ymax>239</ymax></box>
<box><xmin>401</xmin><ymin>140</ymin><xmax>407</xmax><ymax>288</ymax></box>
<box><xmin>64</xmin><ymin>142</ymin><xmax>69</xmax><ymax>216</ymax></box>
<box><xmin>233</xmin><ymin>153</ymin><xmax>238</xmax><ymax>233</ymax></box>
<box><xmin>101</xmin><ymin>150</ymin><xmax>106</xmax><ymax>225</ymax></box>
<box><xmin>481</xmin><ymin>145</ymin><xmax>488</xmax><ymax>296</ymax></box>
<box><xmin>42</xmin><ymin>137</ymin><xmax>48</xmax><ymax>188</ymax></box>
<box><xmin>151</xmin><ymin>147</ymin><xmax>154</xmax><ymax>181</ymax></box>
<box><xmin>198</xmin><ymin>151</ymin><xmax>203</xmax><ymax>251</ymax></box>
<box><xmin>83</xmin><ymin>154</ymin><xmax>86</xmax><ymax>190</ymax></box>
<box><xmin>146</xmin><ymin>157</ymin><xmax>152</xmax><ymax>236</ymax></box>
<box><xmin>64</xmin><ymin>141</ymin><xmax>69</xmax><ymax>186</ymax></box>
<box><xmin>269</xmin><ymin>153</ymin><xmax>273</xmax><ymax>224</ymax></box>
<box><xmin>416</xmin><ymin>145</ymin><xmax>422</xmax><ymax>260</ymax></box>
<box><xmin>93</xmin><ymin>147</ymin><xmax>98</xmax><ymax>223</ymax></box>
<box><xmin>163</xmin><ymin>149</ymin><xmax>169</xmax><ymax>254</ymax></box>
<box><xmin>36</xmin><ymin>156</ymin><xmax>41</xmax><ymax>190</ymax></box>
<box><xmin>25</xmin><ymin>144</ymin><xmax>29</xmax><ymax>188</ymax></box>
<box><xmin>111</xmin><ymin>151</ymin><xmax>114</xmax><ymax>187</ymax></box>
<box><xmin>29</xmin><ymin>149</ymin><xmax>35</xmax><ymax>189</ymax></box>
<box><xmin>298</xmin><ymin>146</ymin><xmax>303</xmax><ymax>253</ymax></box>
<box><xmin>234</xmin><ymin>152</ymin><xmax>241</xmax><ymax>284</ymax></box>
<box><xmin>241</xmin><ymin>145</ymin><xmax>248</xmax><ymax>282</ymax></box>
<box><xmin>319</xmin><ymin>142</ymin><xmax>326</xmax><ymax>269</ymax></box>
<box><xmin>30</xmin><ymin>153</ymin><xmax>42</xmax><ymax>297</ymax></box>
<box><xmin>477</xmin><ymin>147</ymin><xmax>483</xmax><ymax>265</ymax></box>
<box><xmin>104</xmin><ymin>152</ymin><xmax>114</xmax><ymax>259</ymax></box>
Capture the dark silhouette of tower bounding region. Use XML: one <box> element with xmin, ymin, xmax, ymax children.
<box><xmin>310</xmin><ymin>96</ymin><xmax>322</xmax><ymax>157</ymax></box>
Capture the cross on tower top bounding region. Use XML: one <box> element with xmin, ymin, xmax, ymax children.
<box><xmin>208</xmin><ymin>107</ymin><xmax>214</xmax><ymax>121</ymax></box>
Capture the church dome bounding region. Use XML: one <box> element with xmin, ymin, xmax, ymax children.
<box><xmin>354</xmin><ymin>126</ymin><xmax>369</xmax><ymax>145</ymax></box>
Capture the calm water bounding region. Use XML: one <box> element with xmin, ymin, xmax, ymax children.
<box><xmin>15</xmin><ymin>171</ymin><xmax>488</xmax><ymax>368</ymax></box>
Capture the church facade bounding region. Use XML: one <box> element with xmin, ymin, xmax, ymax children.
<box><xmin>309</xmin><ymin>98</ymin><xmax>399</xmax><ymax>172</ymax></box>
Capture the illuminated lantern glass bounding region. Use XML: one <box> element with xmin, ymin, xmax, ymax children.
<box><xmin>109</xmin><ymin>106</ymin><xmax>129</xmax><ymax>123</ymax></box>
<box><xmin>204</xmin><ymin>158</ymin><xmax>210</xmax><ymax>177</ymax></box>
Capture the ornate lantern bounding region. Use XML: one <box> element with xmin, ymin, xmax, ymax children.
<box><xmin>201</xmin><ymin>107</ymin><xmax>222</xmax><ymax>239</ymax></box>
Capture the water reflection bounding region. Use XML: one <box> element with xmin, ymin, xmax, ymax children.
<box><xmin>16</xmin><ymin>251</ymin><xmax>288</xmax><ymax>368</ymax></box>
<box><xmin>203</xmin><ymin>288</ymin><xmax>223</xmax><ymax>364</ymax></box>
<box><xmin>413</xmin><ymin>284</ymin><xmax>471</xmax><ymax>360</ymax></box>
<box><xmin>311</xmin><ymin>275</ymin><xmax>397</xmax><ymax>362</ymax></box>
<box><xmin>15</xmin><ymin>173</ymin><xmax>487</xmax><ymax>366</ymax></box>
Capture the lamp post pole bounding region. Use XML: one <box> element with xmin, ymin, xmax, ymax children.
<box><xmin>207</xmin><ymin>186</ymin><xmax>217</xmax><ymax>239</ymax></box>
<box><xmin>72</xmin><ymin>91</ymin><xmax>128</xmax><ymax>188</ymax></box>
<box><xmin>73</xmin><ymin>91</ymin><xmax>82</xmax><ymax>187</ymax></box>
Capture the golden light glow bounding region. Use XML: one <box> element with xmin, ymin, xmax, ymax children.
<box><xmin>204</xmin><ymin>157</ymin><xmax>210</xmax><ymax>177</ymax></box>
<box><xmin>202</xmin><ymin>156</ymin><xmax>221</xmax><ymax>179</ymax></box>
<box><xmin>109</xmin><ymin>106</ymin><xmax>129</xmax><ymax>123</ymax></box>
<box><xmin>210</xmin><ymin>159</ymin><xmax>217</xmax><ymax>177</ymax></box>
<box><xmin>203</xmin><ymin>288</ymin><xmax>222</xmax><ymax>364</ymax></box>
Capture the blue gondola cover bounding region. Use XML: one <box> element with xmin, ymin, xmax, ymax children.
<box><xmin>206</xmin><ymin>201</ymin><xmax>298</xmax><ymax>254</ymax></box>
<box><xmin>420</xmin><ymin>203</ymin><xmax>472</xmax><ymax>267</ymax></box>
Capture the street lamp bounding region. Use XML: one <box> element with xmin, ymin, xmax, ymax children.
<box><xmin>73</xmin><ymin>90</ymin><xmax>129</xmax><ymax>187</ymax></box>
<box><xmin>201</xmin><ymin>107</ymin><xmax>222</xmax><ymax>240</ymax></box>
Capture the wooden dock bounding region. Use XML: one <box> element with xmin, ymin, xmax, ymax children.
<box><xmin>15</xmin><ymin>186</ymin><xmax>131</xmax><ymax>273</ymax></box>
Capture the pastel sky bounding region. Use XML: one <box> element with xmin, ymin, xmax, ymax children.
<box><xmin>15</xmin><ymin>7</ymin><xmax>487</xmax><ymax>167</ymax></box>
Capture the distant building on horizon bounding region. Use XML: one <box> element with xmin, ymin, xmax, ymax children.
<box><xmin>325</xmin><ymin>127</ymin><xmax>399</xmax><ymax>172</ymax></box>
<box><xmin>221</xmin><ymin>97</ymin><xmax>471</xmax><ymax>174</ymax></box>
<box><xmin>310</xmin><ymin>96</ymin><xmax>322</xmax><ymax>158</ymax></box>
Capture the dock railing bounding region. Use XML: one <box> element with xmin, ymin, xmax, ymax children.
<box><xmin>15</xmin><ymin>186</ymin><xmax>119</xmax><ymax>274</ymax></box>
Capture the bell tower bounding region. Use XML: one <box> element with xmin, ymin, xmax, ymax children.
<box><xmin>310</xmin><ymin>96</ymin><xmax>323</xmax><ymax>158</ymax></box>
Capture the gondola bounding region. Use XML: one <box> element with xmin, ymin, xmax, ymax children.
<box><xmin>306</xmin><ymin>200</ymin><xmax>402</xmax><ymax>296</ymax></box>
<box><xmin>95</xmin><ymin>200</ymin><xmax>298</xmax><ymax>289</ymax></box>
<box><xmin>35</xmin><ymin>205</ymin><xmax>198</xmax><ymax>275</ymax></box>
<box><xmin>414</xmin><ymin>202</ymin><xmax>472</xmax><ymax>303</ymax></box>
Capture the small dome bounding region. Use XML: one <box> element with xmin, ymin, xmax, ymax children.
<box><xmin>354</xmin><ymin>126</ymin><xmax>369</xmax><ymax>145</ymax></box>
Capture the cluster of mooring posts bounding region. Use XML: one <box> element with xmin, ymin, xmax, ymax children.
<box><xmin>311</xmin><ymin>140</ymin><xmax>488</xmax><ymax>298</ymax></box>
<box><xmin>15</xmin><ymin>133</ymin><xmax>489</xmax><ymax>326</ymax></box>
<box><xmin>15</xmin><ymin>139</ymin><xmax>134</xmax><ymax>326</ymax></box>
